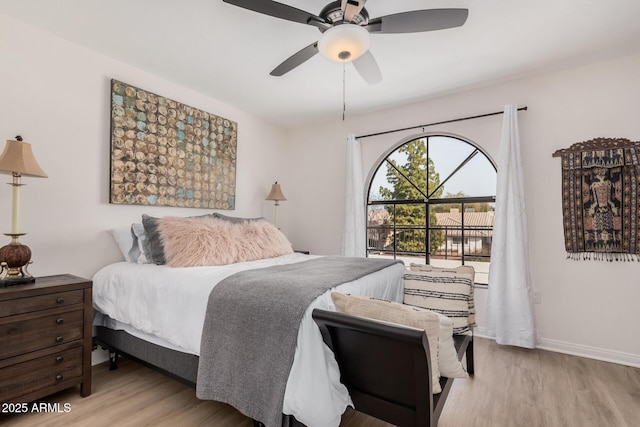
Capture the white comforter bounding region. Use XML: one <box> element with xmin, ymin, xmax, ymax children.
<box><xmin>92</xmin><ymin>253</ymin><xmax>404</xmax><ymax>427</ymax></box>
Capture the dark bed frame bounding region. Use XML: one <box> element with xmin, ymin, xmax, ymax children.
<box><xmin>312</xmin><ymin>309</ymin><xmax>474</xmax><ymax>427</ymax></box>
<box><xmin>94</xmin><ymin>309</ymin><xmax>473</xmax><ymax>427</ymax></box>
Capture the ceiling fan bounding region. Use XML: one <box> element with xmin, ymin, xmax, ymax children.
<box><xmin>222</xmin><ymin>0</ymin><xmax>468</xmax><ymax>84</ymax></box>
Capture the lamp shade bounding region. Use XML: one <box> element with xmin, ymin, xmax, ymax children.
<box><xmin>0</xmin><ymin>139</ymin><xmax>47</xmax><ymax>177</ymax></box>
<box><xmin>318</xmin><ymin>24</ymin><xmax>370</xmax><ymax>62</ymax></box>
<box><xmin>266</xmin><ymin>182</ymin><xmax>287</xmax><ymax>201</ymax></box>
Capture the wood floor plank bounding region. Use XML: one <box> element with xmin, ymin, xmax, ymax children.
<box><xmin>2</xmin><ymin>337</ymin><xmax>638</xmax><ymax>426</ymax></box>
<box><xmin>598</xmin><ymin>357</ymin><xmax>640</xmax><ymax>425</ymax></box>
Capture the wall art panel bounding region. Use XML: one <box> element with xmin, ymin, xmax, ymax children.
<box><xmin>109</xmin><ymin>79</ymin><xmax>237</xmax><ymax>209</ymax></box>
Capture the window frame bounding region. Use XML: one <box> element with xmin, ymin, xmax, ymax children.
<box><xmin>365</xmin><ymin>132</ymin><xmax>497</xmax><ymax>267</ymax></box>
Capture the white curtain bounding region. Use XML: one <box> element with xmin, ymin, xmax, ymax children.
<box><xmin>486</xmin><ymin>105</ymin><xmax>539</xmax><ymax>348</ymax></box>
<box><xmin>342</xmin><ymin>134</ymin><xmax>366</xmax><ymax>257</ymax></box>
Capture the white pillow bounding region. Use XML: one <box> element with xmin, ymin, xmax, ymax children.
<box><xmin>331</xmin><ymin>292</ymin><xmax>442</xmax><ymax>394</ymax></box>
<box><xmin>131</xmin><ymin>222</ymin><xmax>151</xmax><ymax>264</ymax></box>
<box><xmin>434</xmin><ymin>312</ymin><xmax>468</xmax><ymax>378</ymax></box>
<box><xmin>110</xmin><ymin>226</ymin><xmax>135</xmax><ymax>262</ymax></box>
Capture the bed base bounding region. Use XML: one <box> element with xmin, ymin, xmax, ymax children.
<box><xmin>93</xmin><ymin>326</ymin><xmax>304</xmax><ymax>427</ymax></box>
<box><xmin>312</xmin><ymin>309</ymin><xmax>474</xmax><ymax>427</ymax></box>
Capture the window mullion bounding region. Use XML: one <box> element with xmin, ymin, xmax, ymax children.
<box><xmin>425</xmin><ymin>202</ymin><xmax>430</xmax><ymax>265</ymax></box>
<box><xmin>425</xmin><ymin>137</ymin><xmax>430</xmax><ymax>265</ymax></box>
<box><xmin>461</xmin><ymin>202</ymin><xmax>466</xmax><ymax>265</ymax></box>
<box><xmin>392</xmin><ymin>203</ymin><xmax>397</xmax><ymax>260</ymax></box>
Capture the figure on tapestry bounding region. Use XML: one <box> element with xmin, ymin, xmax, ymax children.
<box><xmin>582</xmin><ymin>165</ymin><xmax>622</xmax><ymax>252</ymax></box>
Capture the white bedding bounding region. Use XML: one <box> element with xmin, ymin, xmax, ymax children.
<box><xmin>92</xmin><ymin>253</ymin><xmax>404</xmax><ymax>427</ymax></box>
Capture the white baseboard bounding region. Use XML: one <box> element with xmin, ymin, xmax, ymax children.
<box><xmin>474</xmin><ymin>327</ymin><xmax>640</xmax><ymax>368</ymax></box>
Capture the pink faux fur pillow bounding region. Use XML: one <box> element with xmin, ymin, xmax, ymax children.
<box><xmin>158</xmin><ymin>216</ymin><xmax>293</xmax><ymax>267</ymax></box>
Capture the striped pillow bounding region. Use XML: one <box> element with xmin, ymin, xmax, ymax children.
<box><xmin>403</xmin><ymin>268</ymin><xmax>473</xmax><ymax>335</ymax></box>
<box><xmin>409</xmin><ymin>264</ymin><xmax>476</xmax><ymax>327</ymax></box>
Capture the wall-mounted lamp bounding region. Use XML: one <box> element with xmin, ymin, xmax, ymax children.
<box><xmin>0</xmin><ymin>136</ymin><xmax>47</xmax><ymax>285</ymax></box>
<box><xmin>265</xmin><ymin>181</ymin><xmax>287</xmax><ymax>229</ymax></box>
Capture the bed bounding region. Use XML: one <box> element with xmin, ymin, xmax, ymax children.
<box><xmin>94</xmin><ymin>213</ymin><xmax>405</xmax><ymax>427</ymax></box>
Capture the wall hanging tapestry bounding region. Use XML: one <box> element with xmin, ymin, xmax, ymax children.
<box><xmin>553</xmin><ymin>137</ymin><xmax>640</xmax><ymax>261</ymax></box>
<box><xmin>109</xmin><ymin>79</ymin><xmax>237</xmax><ymax>209</ymax></box>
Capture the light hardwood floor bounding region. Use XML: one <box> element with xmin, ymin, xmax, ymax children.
<box><xmin>3</xmin><ymin>337</ymin><xmax>639</xmax><ymax>426</ymax></box>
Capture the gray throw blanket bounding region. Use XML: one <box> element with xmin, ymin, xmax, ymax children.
<box><xmin>196</xmin><ymin>256</ymin><xmax>401</xmax><ymax>427</ymax></box>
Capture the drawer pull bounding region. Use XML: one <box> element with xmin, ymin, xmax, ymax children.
<box><xmin>56</xmin><ymin>297</ymin><xmax>65</xmax><ymax>304</ymax></box>
<box><xmin>56</xmin><ymin>318</ymin><xmax>64</xmax><ymax>325</ymax></box>
<box><xmin>56</xmin><ymin>356</ymin><xmax>64</xmax><ymax>362</ymax></box>
<box><xmin>55</xmin><ymin>374</ymin><xmax>63</xmax><ymax>382</ymax></box>
<box><xmin>56</xmin><ymin>336</ymin><xmax>64</xmax><ymax>343</ymax></box>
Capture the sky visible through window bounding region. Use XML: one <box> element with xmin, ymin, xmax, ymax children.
<box><xmin>370</xmin><ymin>136</ymin><xmax>496</xmax><ymax>200</ymax></box>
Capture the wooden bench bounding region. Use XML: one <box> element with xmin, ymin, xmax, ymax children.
<box><xmin>312</xmin><ymin>309</ymin><xmax>473</xmax><ymax>427</ymax></box>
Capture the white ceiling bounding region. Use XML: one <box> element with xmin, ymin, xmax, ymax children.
<box><xmin>1</xmin><ymin>0</ymin><xmax>640</xmax><ymax>128</ymax></box>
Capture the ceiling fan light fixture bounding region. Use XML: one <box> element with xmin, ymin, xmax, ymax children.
<box><xmin>318</xmin><ymin>24</ymin><xmax>370</xmax><ymax>62</ymax></box>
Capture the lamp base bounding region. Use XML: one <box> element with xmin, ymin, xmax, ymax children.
<box><xmin>0</xmin><ymin>234</ymin><xmax>35</xmax><ymax>286</ymax></box>
<box><xmin>0</xmin><ymin>275</ymin><xmax>36</xmax><ymax>287</ymax></box>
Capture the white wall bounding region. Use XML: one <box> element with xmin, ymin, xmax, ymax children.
<box><xmin>2</xmin><ymin>12</ymin><xmax>638</xmax><ymax>368</ymax></box>
<box><xmin>285</xmin><ymin>53</ymin><xmax>640</xmax><ymax>366</ymax></box>
<box><xmin>0</xmin><ymin>13</ymin><xmax>288</xmax><ymax>279</ymax></box>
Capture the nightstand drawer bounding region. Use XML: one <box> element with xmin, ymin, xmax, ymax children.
<box><xmin>0</xmin><ymin>346</ymin><xmax>82</xmax><ymax>402</ymax></box>
<box><xmin>0</xmin><ymin>289</ymin><xmax>84</xmax><ymax>317</ymax></box>
<box><xmin>0</xmin><ymin>310</ymin><xmax>84</xmax><ymax>359</ymax></box>
<box><xmin>0</xmin><ymin>275</ymin><xmax>92</xmax><ymax>402</ymax></box>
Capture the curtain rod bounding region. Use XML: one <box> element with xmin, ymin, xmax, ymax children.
<box><xmin>356</xmin><ymin>106</ymin><xmax>528</xmax><ymax>140</ymax></box>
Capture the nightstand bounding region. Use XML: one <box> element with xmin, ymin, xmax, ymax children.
<box><xmin>0</xmin><ymin>274</ymin><xmax>92</xmax><ymax>403</ymax></box>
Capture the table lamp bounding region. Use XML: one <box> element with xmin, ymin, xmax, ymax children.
<box><xmin>0</xmin><ymin>136</ymin><xmax>47</xmax><ymax>285</ymax></box>
<box><xmin>265</xmin><ymin>181</ymin><xmax>286</xmax><ymax>229</ymax></box>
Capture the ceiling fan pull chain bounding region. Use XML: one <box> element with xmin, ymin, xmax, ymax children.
<box><xmin>342</xmin><ymin>61</ymin><xmax>346</xmax><ymax>121</ymax></box>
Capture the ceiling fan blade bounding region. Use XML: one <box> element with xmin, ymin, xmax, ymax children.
<box><xmin>341</xmin><ymin>0</ymin><xmax>367</xmax><ymax>23</ymax></box>
<box><xmin>270</xmin><ymin>41</ymin><xmax>319</xmax><ymax>76</ymax></box>
<box><xmin>223</xmin><ymin>0</ymin><xmax>327</xmax><ymax>29</ymax></box>
<box><xmin>353</xmin><ymin>50</ymin><xmax>382</xmax><ymax>85</ymax></box>
<box><xmin>366</xmin><ymin>9</ymin><xmax>468</xmax><ymax>34</ymax></box>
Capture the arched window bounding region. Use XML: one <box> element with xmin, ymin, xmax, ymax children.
<box><xmin>366</xmin><ymin>134</ymin><xmax>496</xmax><ymax>284</ymax></box>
